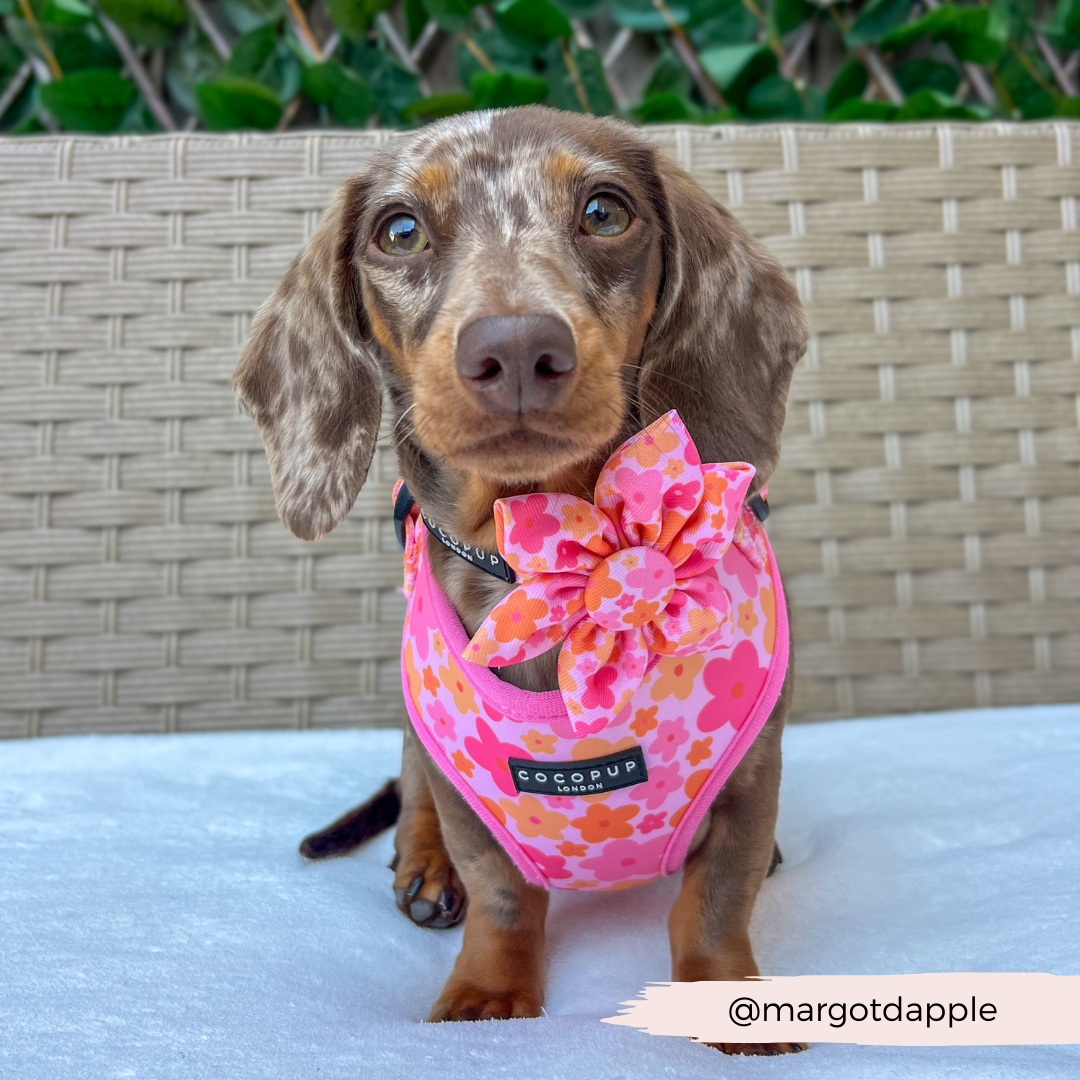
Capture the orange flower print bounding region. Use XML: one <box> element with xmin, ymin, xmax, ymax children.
<box><xmin>490</xmin><ymin>590</ymin><xmax>550</xmax><ymax>644</ymax></box>
<box><xmin>403</xmin><ymin>640</ymin><xmax>421</xmax><ymax>706</ymax></box>
<box><xmin>500</xmin><ymin>795</ymin><xmax>569</xmax><ymax>841</ymax></box>
<box><xmin>561</xmin><ymin>502</ymin><xmax>601</xmax><ymax>539</ymax></box>
<box><xmin>571</xmin><ymin>801</ymin><xmax>639</xmax><ymax>843</ymax></box>
<box><xmin>452</xmin><ymin>749</ymin><xmax>475</xmax><ymax>778</ymax></box>
<box><xmin>759</xmin><ymin>583</ymin><xmax>776</xmax><ymax>655</ymax></box>
<box><xmin>686</xmin><ymin>737</ymin><xmax>713</xmax><ymax>766</ymax></box>
<box><xmin>521</xmin><ymin>729</ymin><xmax>558</xmax><ymax>755</ymax></box>
<box><xmin>558</xmin><ymin>840</ymin><xmax>588</xmax><ymax>858</ymax></box>
<box><xmin>438</xmin><ymin>657</ymin><xmax>476</xmax><ymax>714</ymax></box>
<box><xmin>422</xmin><ymin>666</ymin><xmax>440</xmax><ymax>695</ymax></box>
<box><xmin>649</xmin><ymin>654</ymin><xmax>705</xmax><ymax>702</ymax></box>
<box><xmin>432</xmin><ymin>630</ymin><xmax>445</xmax><ymax>656</ymax></box>
<box><xmin>662</xmin><ymin>458</ymin><xmax>685</xmax><ymax>479</ymax></box>
<box><xmin>625</xmin><ymin>426</ymin><xmax>680</xmax><ymax>468</ymax></box>
<box><xmin>631</xmin><ymin>706</ymin><xmax>659</xmax><ymax>738</ymax></box>
<box><xmin>737</xmin><ymin>600</ymin><xmax>759</xmax><ymax>637</ymax></box>
<box><xmin>480</xmin><ymin>795</ymin><xmax>505</xmax><ymax>825</ymax></box>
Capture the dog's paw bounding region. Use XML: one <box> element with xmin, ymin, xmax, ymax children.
<box><xmin>428</xmin><ymin>984</ymin><xmax>542</xmax><ymax>1022</ymax></box>
<box><xmin>707</xmin><ymin>1041</ymin><xmax>807</xmax><ymax>1056</ymax></box>
<box><xmin>392</xmin><ymin>847</ymin><xmax>466</xmax><ymax>929</ymax></box>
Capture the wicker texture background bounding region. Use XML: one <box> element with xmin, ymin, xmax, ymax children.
<box><xmin>1</xmin><ymin>123</ymin><xmax>1077</xmax><ymax>739</ymax></box>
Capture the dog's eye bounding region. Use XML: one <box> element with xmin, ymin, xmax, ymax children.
<box><xmin>378</xmin><ymin>215</ymin><xmax>428</xmax><ymax>256</ymax></box>
<box><xmin>581</xmin><ymin>193</ymin><xmax>630</xmax><ymax>237</ymax></box>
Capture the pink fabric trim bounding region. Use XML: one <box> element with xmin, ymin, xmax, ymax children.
<box><xmin>661</xmin><ymin>535</ymin><xmax>790</xmax><ymax>875</ymax></box>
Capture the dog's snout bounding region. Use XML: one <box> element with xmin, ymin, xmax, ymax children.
<box><xmin>456</xmin><ymin>314</ymin><xmax>577</xmax><ymax>414</ymax></box>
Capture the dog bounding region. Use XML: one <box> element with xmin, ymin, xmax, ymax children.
<box><xmin>234</xmin><ymin>105</ymin><xmax>807</xmax><ymax>1056</ymax></box>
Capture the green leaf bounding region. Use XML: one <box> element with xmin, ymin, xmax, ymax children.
<box><xmin>300</xmin><ymin>60</ymin><xmax>346</xmax><ymax>102</ymax></box>
<box><xmin>881</xmin><ymin>5</ymin><xmax>1005</xmax><ymax>63</ymax></box>
<box><xmin>893</xmin><ymin>58</ymin><xmax>959</xmax><ymax>97</ymax></box>
<box><xmin>325</xmin><ymin>0</ymin><xmax>395</xmax><ymax>40</ymax></box>
<box><xmin>827</xmin><ymin>98</ymin><xmax>897</xmax><ymax>120</ymax></box>
<box><xmin>219</xmin><ymin>0</ymin><xmax>285</xmax><ymax>33</ymax></box>
<box><xmin>609</xmin><ymin>0</ymin><xmax>690</xmax><ymax>31</ymax></box>
<box><xmin>405</xmin><ymin>0</ymin><xmax>427</xmax><ymax>40</ymax></box>
<box><xmin>97</xmin><ymin>0</ymin><xmax>188</xmax><ymax>49</ymax></box>
<box><xmin>744</xmin><ymin>72</ymin><xmax>804</xmax><ymax>117</ymax></box>
<box><xmin>825</xmin><ymin>57</ymin><xmax>867</xmax><ymax>111</ymax></box>
<box><xmin>196</xmin><ymin>75</ymin><xmax>282</xmax><ymax>128</ymax></box>
<box><xmin>644</xmin><ymin>48</ymin><xmax>693</xmax><ymax>101</ymax></box>
<box><xmin>227</xmin><ymin>24</ymin><xmax>277</xmax><ymax>78</ymax></box>
<box><xmin>895</xmin><ymin>87</ymin><xmax>986</xmax><ymax>120</ymax></box>
<box><xmin>541</xmin><ymin>39</ymin><xmax>611</xmax><ymax>114</ymax></box>
<box><xmin>43</xmin><ymin>0</ymin><xmax>91</xmax><ymax>26</ymax></box>
<box><xmin>689</xmin><ymin>0</ymin><xmax>759</xmax><ymax>46</ymax></box>
<box><xmin>845</xmin><ymin>0</ymin><xmax>911</xmax><ymax>45</ymax></box>
<box><xmin>348</xmin><ymin>40</ymin><xmax>421</xmax><ymax>124</ymax></box>
<box><xmin>633</xmin><ymin>90</ymin><xmax>702</xmax><ymax>121</ymax></box>
<box><xmin>698</xmin><ymin>42</ymin><xmax>766</xmax><ymax>89</ymax></box>
<box><xmin>494</xmin><ymin>0</ymin><xmax>571</xmax><ymax>44</ymax></box>
<box><xmin>770</xmin><ymin>0</ymin><xmax>812</xmax><ymax>38</ymax></box>
<box><xmin>301</xmin><ymin>59</ymin><xmax>373</xmax><ymax>122</ymax></box>
<box><xmin>455</xmin><ymin>27</ymin><xmax>534</xmax><ymax>85</ymax></box>
<box><xmin>39</xmin><ymin>67</ymin><xmax>135</xmax><ymax>130</ymax></box>
<box><xmin>470</xmin><ymin>69</ymin><xmax>548</xmax><ymax>107</ymax></box>
<box><xmin>0</xmin><ymin>37</ymin><xmax>25</xmax><ymax>82</ymax></box>
<box><xmin>1045</xmin><ymin>0</ymin><xmax>1080</xmax><ymax>50</ymax></box>
<box><xmin>400</xmin><ymin>90</ymin><xmax>474</xmax><ymax>119</ymax></box>
<box><xmin>422</xmin><ymin>0</ymin><xmax>479</xmax><ymax>31</ymax></box>
<box><xmin>1059</xmin><ymin>95</ymin><xmax>1080</xmax><ymax>116</ymax></box>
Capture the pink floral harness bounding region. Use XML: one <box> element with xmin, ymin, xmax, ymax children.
<box><xmin>398</xmin><ymin>411</ymin><xmax>789</xmax><ymax>891</ymax></box>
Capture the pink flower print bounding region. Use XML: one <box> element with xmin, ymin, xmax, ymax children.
<box><xmin>697</xmin><ymin>640</ymin><xmax>768</xmax><ymax>733</ymax></box>
<box><xmin>722</xmin><ymin>543</ymin><xmax>759</xmax><ymax>599</ymax></box>
<box><xmin>650</xmin><ymin>716</ymin><xmax>689</xmax><ymax>762</ymax></box>
<box><xmin>463</xmin><ymin>717</ymin><xmax>532</xmax><ymax>797</ymax></box>
<box><xmin>630</xmin><ymin>762</ymin><xmax>682</xmax><ymax>810</ymax></box>
<box><xmin>578</xmin><ymin>834</ymin><xmax>669</xmax><ymax>882</ymax></box>
<box><xmin>508</xmin><ymin>494</ymin><xmax>560</xmax><ymax>554</ymax></box>
<box><xmin>428</xmin><ymin>700</ymin><xmax>455</xmax><ymax>741</ymax></box>
<box><xmin>638</xmin><ymin>812</ymin><xmax>666</xmax><ymax>834</ymax></box>
<box><xmin>613</xmin><ymin>466</ymin><xmax>663</xmax><ymax>522</ymax></box>
<box><xmin>581</xmin><ymin>663</ymin><xmax>618</xmax><ymax>711</ymax></box>
<box><xmin>663</xmin><ymin>480</ymin><xmax>701</xmax><ymax>512</ymax></box>
<box><xmin>554</xmin><ymin>538</ymin><xmax>581</xmax><ymax>571</ymax></box>
<box><xmin>521</xmin><ymin>844</ymin><xmax>573</xmax><ymax>881</ymax></box>
<box><xmin>616</xmin><ymin>593</ymin><xmax>634</xmax><ymax>610</ymax></box>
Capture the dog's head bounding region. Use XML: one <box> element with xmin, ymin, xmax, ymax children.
<box><xmin>235</xmin><ymin>107</ymin><xmax>807</xmax><ymax>542</ymax></box>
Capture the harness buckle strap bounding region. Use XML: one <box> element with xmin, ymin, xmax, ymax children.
<box><xmin>748</xmin><ymin>493</ymin><xmax>770</xmax><ymax>522</ymax></box>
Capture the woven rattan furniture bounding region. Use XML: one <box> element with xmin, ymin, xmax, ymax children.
<box><xmin>1</xmin><ymin>123</ymin><xmax>1078</xmax><ymax>738</ymax></box>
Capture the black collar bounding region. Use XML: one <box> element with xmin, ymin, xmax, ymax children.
<box><xmin>394</xmin><ymin>480</ymin><xmax>769</xmax><ymax>585</ymax></box>
<box><xmin>394</xmin><ymin>482</ymin><xmax>517</xmax><ymax>583</ymax></box>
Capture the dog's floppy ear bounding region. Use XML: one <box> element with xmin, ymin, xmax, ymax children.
<box><xmin>638</xmin><ymin>155</ymin><xmax>807</xmax><ymax>490</ymax></box>
<box><xmin>234</xmin><ymin>175</ymin><xmax>381</xmax><ymax>541</ymax></box>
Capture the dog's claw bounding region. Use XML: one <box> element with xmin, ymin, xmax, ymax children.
<box><xmin>393</xmin><ymin>853</ymin><xmax>466</xmax><ymax>929</ymax></box>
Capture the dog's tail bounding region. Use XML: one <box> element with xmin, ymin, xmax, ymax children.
<box><xmin>299</xmin><ymin>778</ymin><xmax>401</xmax><ymax>860</ymax></box>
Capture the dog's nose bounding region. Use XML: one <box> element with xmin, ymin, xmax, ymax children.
<box><xmin>456</xmin><ymin>314</ymin><xmax>577</xmax><ymax>413</ymax></box>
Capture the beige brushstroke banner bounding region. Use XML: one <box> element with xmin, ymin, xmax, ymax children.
<box><xmin>602</xmin><ymin>974</ymin><xmax>1080</xmax><ymax>1045</ymax></box>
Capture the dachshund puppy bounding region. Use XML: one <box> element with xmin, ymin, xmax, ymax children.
<box><xmin>235</xmin><ymin>106</ymin><xmax>807</xmax><ymax>1056</ymax></box>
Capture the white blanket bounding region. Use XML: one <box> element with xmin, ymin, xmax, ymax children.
<box><xmin>2</xmin><ymin>706</ymin><xmax>1078</xmax><ymax>1079</ymax></box>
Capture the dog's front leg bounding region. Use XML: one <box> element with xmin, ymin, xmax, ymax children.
<box><xmin>422</xmin><ymin>754</ymin><xmax>549</xmax><ymax>1022</ymax></box>
<box><xmin>667</xmin><ymin>670</ymin><xmax>804</xmax><ymax>1056</ymax></box>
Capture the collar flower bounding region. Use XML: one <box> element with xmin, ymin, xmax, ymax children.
<box><xmin>462</xmin><ymin>411</ymin><xmax>757</xmax><ymax>732</ymax></box>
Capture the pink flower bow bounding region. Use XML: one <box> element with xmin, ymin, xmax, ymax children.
<box><xmin>462</xmin><ymin>411</ymin><xmax>757</xmax><ymax>732</ymax></box>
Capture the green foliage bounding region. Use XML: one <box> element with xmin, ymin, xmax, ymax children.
<box><xmin>2</xmin><ymin>0</ymin><xmax>1078</xmax><ymax>134</ymax></box>
<box><xmin>39</xmin><ymin>67</ymin><xmax>134</xmax><ymax>129</ymax></box>
<box><xmin>97</xmin><ymin>0</ymin><xmax>188</xmax><ymax>50</ymax></box>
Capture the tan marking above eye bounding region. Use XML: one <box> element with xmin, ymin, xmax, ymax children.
<box><xmin>581</xmin><ymin>193</ymin><xmax>630</xmax><ymax>237</ymax></box>
<box><xmin>379</xmin><ymin>214</ymin><xmax>428</xmax><ymax>256</ymax></box>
